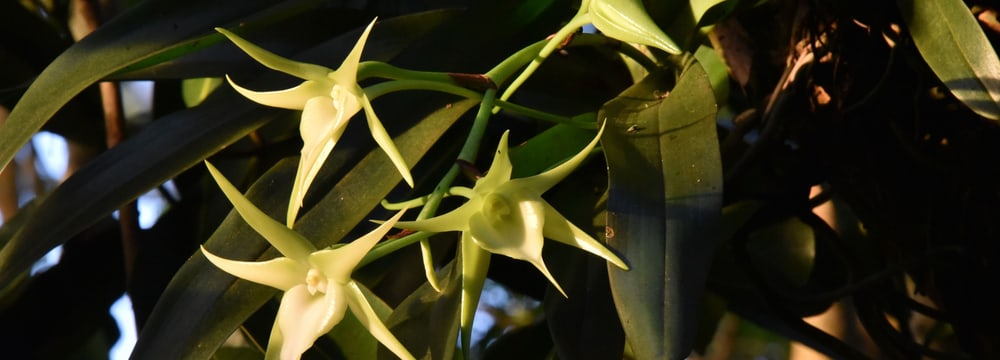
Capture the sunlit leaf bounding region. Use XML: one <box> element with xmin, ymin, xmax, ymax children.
<box><xmin>899</xmin><ymin>0</ymin><xmax>1000</xmax><ymax>120</ymax></box>
<box><xmin>690</xmin><ymin>0</ymin><xmax>729</xmax><ymax>25</ymax></box>
<box><xmin>182</xmin><ymin>77</ymin><xmax>224</xmax><ymax>107</ymax></box>
<box><xmin>602</xmin><ymin>63</ymin><xmax>721</xmax><ymax>359</ymax></box>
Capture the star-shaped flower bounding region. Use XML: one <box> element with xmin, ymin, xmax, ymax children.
<box><xmin>393</xmin><ymin>124</ymin><xmax>628</xmax><ymax>350</ymax></box>
<box><xmin>200</xmin><ymin>162</ymin><xmax>414</xmax><ymax>360</ymax></box>
<box><xmin>217</xmin><ymin>19</ymin><xmax>413</xmax><ymax>227</ymax></box>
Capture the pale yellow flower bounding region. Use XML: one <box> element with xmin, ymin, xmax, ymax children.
<box><xmin>217</xmin><ymin>19</ymin><xmax>413</xmax><ymax>226</ymax></box>
<box><xmin>201</xmin><ymin>162</ymin><xmax>413</xmax><ymax>360</ymax></box>
<box><xmin>393</xmin><ymin>124</ymin><xmax>627</xmax><ymax>349</ymax></box>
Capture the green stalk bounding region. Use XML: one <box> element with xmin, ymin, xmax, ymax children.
<box><xmin>498</xmin><ymin>15</ymin><xmax>592</xmax><ymax>101</ymax></box>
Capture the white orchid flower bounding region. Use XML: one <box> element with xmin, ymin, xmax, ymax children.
<box><xmin>217</xmin><ymin>19</ymin><xmax>413</xmax><ymax>227</ymax></box>
<box><xmin>200</xmin><ymin>162</ymin><xmax>414</xmax><ymax>360</ymax></box>
<box><xmin>392</xmin><ymin>124</ymin><xmax>627</xmax><ymax>350</ymax></box>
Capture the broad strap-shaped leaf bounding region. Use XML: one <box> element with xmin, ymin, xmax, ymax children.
<box><xmin>602</xmin><ymin>64</ymin><xmax>721</xmax><ymax>359</ymax></box>
<box><xmin>0</xmin><ymin>0</ymin><xmax>311</xmax><ymax>171</ymax></box>
<box><xmin>899</xmin><ymin>0</ymin><xmax>1000</xmax><ymax>120</ymax></box>
<box><xmin>542</xmin><ymin>165</ymin><xmax>626</xmax><ymax>360</ymax></box>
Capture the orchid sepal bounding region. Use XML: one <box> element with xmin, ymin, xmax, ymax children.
<box><xmin>587</xmin><ymin>0</ymin><xmax>681</xmax><ymax>55</ymax></box>
<box><xmin>206</xmin><ymin>161</ymin><xmax>315</xmax><ymax>262</ymax></box>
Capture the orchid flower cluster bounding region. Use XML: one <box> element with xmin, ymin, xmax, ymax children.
<box><xmin>200</xmin><ymin>1</ymin><xmax>677</xmax><ymax>358</ymax></box>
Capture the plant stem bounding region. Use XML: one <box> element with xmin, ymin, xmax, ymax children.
<box><xmin>498</xmin><ymin>15</ymin><xmax>592</xmax><ymax>101</ymax></box>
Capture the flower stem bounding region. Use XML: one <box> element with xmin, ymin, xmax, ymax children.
<box><xmin>416</xmin><ymin>89</ymin><xmax>498</xmax><ymax>290</ymax></box>
<box><xmin>498</xmin><ymin>15</ymin><xmax>593</xmax><ymax>101</ymax></box>
<box><xmin>364</xmin><ymin>80</ymin><xmax>592</xmax><ymax>128</ymax></box>
<box><xmin>364</xmin><ymin>80</ymin><xmax>481</xmax><ymax>100</ymax></box>
<box><xmin>360</xmin><ymin>231</ymin><xmax>434</xmax><ymax>268</ymax></box>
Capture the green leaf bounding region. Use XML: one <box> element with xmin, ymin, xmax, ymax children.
<box><xmin>694</xmin><ymin>45</ymin><xmax>729</xmax><ymax>105</ymax></box>
<box><xmin>509</xmin><ymin>124</ymin><xmax>596</xmax><ymax>178</ymax></box>
<box><xmin>746</xmin><ymin>216</ymin><xmax>816</xmax><ymax>288</ymax></box>
<box><xmin>0</xmin><ymin>0</ymin><xmax>322</xmax><ymax>171</ymax></box>
<box><xmin>690</xmin><ymin>0</ymin><xmax>728</xmax><ymax>25</ymax></box>
<box><xmin>182</xmin><ymin>77</ymin><xmax>224</xmax><ymax>107</ymax></box>
<box><xmin>543</xmin><ymin>164</ymin><xmax>625</xmax><ymax>360</ymax></box>
<box><xmin>132</xmin><ymin>99</ymin><xmax>478</xmax><ymax>359</ymax></box>
<box><xmin>0</xmin><ymin>89</ymin><xmax>275</xmax><ymax>288</ymax></box>
<box><xmin>602</xmin><ymin>63</ymin><xmax>721</xmax><ymax>359</ymax></box>
<box><xmin>899</xmin><ymin>0</ymin><xmax>1000</xmax><ymax>120</ymax></box>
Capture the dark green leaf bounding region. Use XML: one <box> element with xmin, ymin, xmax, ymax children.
<box><xmin>0</xmin><ymin>0</ymin><xmax>322</xmax><ymax>171</ymax></box>
<box><xmin>746</xmin><ymin>216</ymin><xmax>816</xmax><ymax>288</ymax></box>
<box><xmin>481</xmin><ymin>320</ymin><xmax>553</xmax><ymax>360</ymax></box>
<box><xmin>509</xmin><ymin>124</ymin><xmax>596</xmax><ymax>178</ymax></box>
<box><xmin>543</xmin><ymin>162</ymin><xmax>625</xmax><ymax>360</ymax></box>
<box><xmin>602</xmin><ymin>63</ymin><xmax>721</xmax><ymax>359</ymax></box>
<box><xmin>899</xmin><ymin>0</ymin><xmax>1000</xmax><ymax>120</ymax></box>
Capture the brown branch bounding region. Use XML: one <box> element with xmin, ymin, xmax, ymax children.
<box><xmin>71</xmin><ymin>0</ymin><xmax>139</xmax><ymax>289</ymax></box>
<box><xmin>0</xmin><ymin>106</ymin><xmax>17</xmax><ymax>222</ymax></box>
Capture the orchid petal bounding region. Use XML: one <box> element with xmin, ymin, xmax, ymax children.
<box><xmin>310</xmin><ymin>211</ymin><xmax>405</xmax><ymax>283</ymax></box>
<box><xmin>361</xmin><ymin>92</ymin><xmax>414</xmax><ymax>187</ymax></box>
<box><xmin>200</xmin><ymin>246</ymin><xmax>305</xmax><ymax>291</ymax></box>
<box><xmin>273</xmin><ymin>283</ymin><xmax>348</xmax><ymax>360</ymax></box>
<box><xmin>205</xmin><ymin>162</ymin><xmax>316</xmax><ymax>262</ymax></box>
<box><xmin>345</xmin><ymin>281</ymin><xmax>416</xmax><ymax>360</ymax></box>
<box><xmin>475</xmin><ymin>131</ymin><xmax>514</xmax><ymax>191</ymax></box>
<box><xmin>467</xmin><ymin>194</ymin><xmax>543</xmax><ymax>260</ymax></box>
<box><xmin>287</xmin><ymin>96</ymin><xmax>352</xmax><ymax>226</ymax></box>
<box><xmin>588</xmin><ymin>0</ymin><xmax>680</xmax><ymax>54</ymax></box>
<box><xmin>460</xmin><ymin>235</ymin><xmax>491</xmax><ymax>354</ymax></box>
<box><xmin>540</xmin><ymin>203</ymin><xmax>629</xmax><ymax>270</ymax></box>
<box><xmin>263</xmin><ymin>315</ymin><xmax>284</xmax><ymax>360</ymax></box>
<box><xmin>225</xmin><ymin>76</ymin><xmax>327</xmax><ymax>110</ymax></box>
<box><xmin>519</xmin><ymin>123</ymin><xmax>605</xmax><ymax>194</ymax></box>
<box><xmin>216</xmin><ymin>27</ymin><xmax>332</xmax><ymax>80</ymax></box>
<box><xmin>330</xmin><ymin>18</ymin><xmax>377</xmax><ymax>85</ymax></box>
